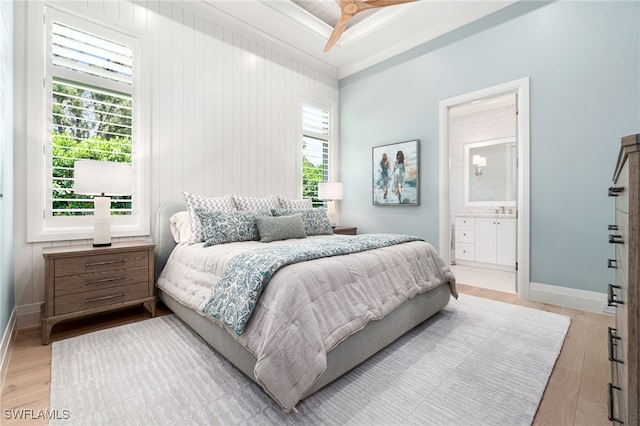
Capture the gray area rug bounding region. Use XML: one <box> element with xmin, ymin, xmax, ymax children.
<box><xmin>50</xmin><ymin>294</ymin><xmax>570</xmax><ymax>425</ymax></box>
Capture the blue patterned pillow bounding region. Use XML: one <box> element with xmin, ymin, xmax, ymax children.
<box><xmin>195</xmin><ymin>209</ymin><xmax>261</xmax><ymax>246</ymax></box>
<box><xmin>271</xmin><ymin>208</ymin><xmax>333</xmax><ymax>236</ymax></box>
<box><xmin>182</xmin><ymin>192</ymin><xmax>236</xmax><ymax>244</ymax></box>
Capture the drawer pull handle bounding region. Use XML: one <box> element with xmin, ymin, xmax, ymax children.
<box><xmin>86</xmin><ymin>293</ymin><xmax>126</xmax><ymax>304</ymax></box>
<box><xmin>608</xmin><ymin>259</ymin><xmax>617</xmax><ymax>269</ymax></box>
<box><xmin>85</xmin><ymin>276</ymin><xmax>126</xmax><ymax>286</ymax></box>
<box><xmin>608</xmin><ymin>224</ymin><xmax>619</xmax><ymax>231</ymax></box>
<box><xmin>608</xmin><ymin>284</ymin><xmax>624</xmax><ymax>306</ymax></box>
<box><xmin>85</xmin><ymin>259</ymin><xmax>125</xmax><ymax>267</ymax></box>
<box><xmin>609</xmin><ymin>234</ymin><xmax>624</xmax><ymax>244</ymax></box>
<box><xmin>608</xmin><ymin>383</ymin><xmax>624</xmax><ymax>423</ymax></box>
<box><xmin>608</xmin><ymin>327</ymin><xmax>623</xmax><ymax>364</ymax></box>
<box><xmin>608</xmin><ymin>186</ymin><xmax>624</xmax><ymax>197</ymax></box>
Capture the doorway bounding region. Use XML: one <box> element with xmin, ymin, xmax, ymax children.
<box><xmin>438</xmin><ymin>78</ymin><xmax>530</xmax><ymax>299</ymax></box>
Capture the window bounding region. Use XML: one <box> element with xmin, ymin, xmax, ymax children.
<box><xmin>50</xmin><ymin>18</ymin><xmax>133</xmax><ymax>218</ymax></box>
<box><xmin>52</xmin><ymin>81</ymin><xmax>133</xmax><ymax>216</ymax></box>
<box><xmin>302</xmin><ymin>102</ymin><xmax>330</xmax><ymax>207</ymax></box>
<box><xmin>27</xmin><ymin>6</ymin><xmax>149</xmax><ymax>242</ymax></box>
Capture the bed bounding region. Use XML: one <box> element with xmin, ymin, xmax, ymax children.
<box><xmin>153</xmin><ymin>201</ymin><xmax>457</xmax><ymax>412</ymax></box>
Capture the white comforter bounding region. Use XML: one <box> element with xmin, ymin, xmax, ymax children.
<box><xmin>156</xmin><ymin>235</ymin><xmax>456</xmax><ymax>412</ymax></box>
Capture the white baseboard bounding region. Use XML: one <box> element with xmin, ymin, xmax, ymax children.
<box><xmin>16</xmin><ymin>302</ymin><xmax>42</xmax><ymax>330</ymax></box>
<box><xmin>453</xmin><ymin>259</ymin><xmax>515</xmax><ymax>272</ymax></box>
<box><xmin>0</xmin><ymin>308</ymin><xmax>18</xmax><ymax>392</ymax></box>
<box><xmin>529</xmin><ymin>282</ymin><xmax>610</xmax><ymax>314</ymax></box>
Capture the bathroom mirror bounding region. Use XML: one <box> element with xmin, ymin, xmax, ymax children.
<box><xmin>464</xmin><ymin>137</ymin><xmax>516</xmax><ymax>206</ymax></box>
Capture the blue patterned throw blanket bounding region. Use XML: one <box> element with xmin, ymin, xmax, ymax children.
<box><xmin>202</xmin><ymin>234</ymin><xmax>421</xmax><ymax>335</ymax></box>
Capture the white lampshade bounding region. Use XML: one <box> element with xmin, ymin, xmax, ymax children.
<box><xmin>318</xmin><ymin>182</ymin><xmax>344</xmax><ymax>200</ymax></box>
<box><xmin>74</xmin><ymin>160</ymin><xmax>132</xmax><ymax>247</ymax></box>
<box><xmin>74</xmin><ymin>159</ymin><xmax>132</xmax><ymax>196</ymax></box>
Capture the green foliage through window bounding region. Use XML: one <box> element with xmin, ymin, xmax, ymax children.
<box><xmin>302</xmin><ymin>157</ymin><xmax>324</xmax><ymax>205</ymax></box>
<box><xmin>52</xmin><ymin>80</ymin><xmax>132</xmax><ymax>216</ymax></box>
<box><xmin>302</xmin><ymin>103</ymin><xmax>330</xmax><ymax>207</ymax></box>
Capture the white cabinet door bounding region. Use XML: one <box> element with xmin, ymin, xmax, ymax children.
<box><xmin>496</xmin><ymin>218</ymin><xmax>516</xmax><ymax>267</ymax></box>
<box><xmin>475</xmin><ymin>218</ymin><xmax>497</xmax><ymax>264</ymax></box>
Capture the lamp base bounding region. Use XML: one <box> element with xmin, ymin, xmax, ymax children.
<box><xmin>326</xmin><ymin>200</ymin><xmax>338</xmax><ymax>226</ymax></box>
<box><xmin>93</xmin><ymin>216</ymin><xmax>112</xmax><ymax>248</ymax></box>
<box><xmin>92</xmin><ymin>242</ymin><xmax>112</xmax><ymax>247</ymax></box>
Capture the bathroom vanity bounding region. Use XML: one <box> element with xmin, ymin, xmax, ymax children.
<box><xmin>454</xmin><ymin>214</ymin><xmax>516</xmax><ymax>270</ymax></box>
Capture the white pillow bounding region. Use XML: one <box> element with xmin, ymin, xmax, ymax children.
<box><xmin>233</xmin><ymin>194</ymin><xmax>277</xmax><ymax>211</ymax></box>
<box><xmin>279</xmin><ymin>196</ymin><xmax>313</xmax><ymax>209</ymax></box>
<box><xmin>169</xmin><ymin>211</ymin><xmax>192</xmax><ymax>244</ymax></box>
<box><xmin>182</xmin><ymin>191</ymin><xmax>236</xmax><ymax>244</ymax></box>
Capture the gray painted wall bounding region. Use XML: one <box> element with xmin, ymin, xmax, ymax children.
<box><xmin>339</xmin><ymin>1</ymin><xmax>639</xmax><ymax>292</ymax></box>
<box><xmin>1</xmin><ymin>0</ymin><xmax>15</xmax><ymax>342</ymax></box>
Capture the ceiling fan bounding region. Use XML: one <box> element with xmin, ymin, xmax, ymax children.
<box><xmin>324</xmin><ymin>0</ymin><xmax>418</xmax><ymax>52</ymax></box>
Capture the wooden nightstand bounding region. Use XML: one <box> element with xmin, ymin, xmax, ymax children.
<box><xmin>41</xmin><ymin>240</ymin><xmax>156</xmax><ymax>345</ymax></box>
<box><xmin>332</xmin><ymin>226</ymin><xmax>357</xmax><ymax>235</ymax></box>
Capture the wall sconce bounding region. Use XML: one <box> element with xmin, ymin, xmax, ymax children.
<box><xmin>74</xmin><ymin>159</ymin><xmax>133</xmax><ymax>247</ymax></box>
<box><xmin>472</xmin><ymin>155</ymin><xmax>486</xmax><ymax>176</ymax></box>
<box><xmin>318</xmin><ymin>182</ymin><xmax>344</xmax><ymax>226</ymax></box>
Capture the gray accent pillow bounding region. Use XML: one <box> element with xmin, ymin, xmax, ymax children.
<box><xmin>271</xmin><ymin>208</ymin><xmax>334</xmax><ymax>236</ymax></box>
<box><xmin>255</xmin><ymin>214</ymin><xmax>307</xmax><ymax>243</ymax></box>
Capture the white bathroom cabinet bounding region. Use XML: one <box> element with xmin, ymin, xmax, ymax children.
<box><xmin>475</xmin><ymin>217</ymin><xmax>516</xmax><ymax>267</ymax></box>
<box><xmin>454</xmin><ymin>215</ymin><xmax>516</xmax><ymax>269</ymax></box>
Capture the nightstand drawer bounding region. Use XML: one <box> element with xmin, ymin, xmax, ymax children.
<box><xmin>54</xmin><ymin>250</ymin><xmax>149</xmax><ymax>277</ymax></box>
<box><xmin>54</xmin><ymin>282</ymin><xmax>150</xmax><ymax>316</ymax></box>
<box><xmin>54</xmin><ymin>266</ymin><xmax>149</xmax><ymax>296</ymax></box>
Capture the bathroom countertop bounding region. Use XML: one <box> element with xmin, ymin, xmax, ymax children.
<box><xmin>455</xmin><ymin>213</ymin><xmax>516</xmax><ymax>219</ymax></box>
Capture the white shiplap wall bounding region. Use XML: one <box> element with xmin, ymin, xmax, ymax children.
<box><xmin>13</xmin><ymin>0</ymin><xmax>339</xmax><ymax>327</ymax></box>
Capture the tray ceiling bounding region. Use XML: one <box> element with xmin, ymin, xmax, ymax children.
<box><xmin>204</xmin><ymin>1</ymin><xmax>517</xmax><ymax>78</ymax></box>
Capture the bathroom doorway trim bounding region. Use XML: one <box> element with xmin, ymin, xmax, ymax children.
<box><xmin>438</xmin><ymin>78</ymin><xmax>530</xmax><ymax>299</ymax></box>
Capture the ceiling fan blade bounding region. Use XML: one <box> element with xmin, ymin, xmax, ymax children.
<box><xmin>357</xmin><ymin>0</ymin><xmax>417</xmax><ymax>12</ymax></box>
<box><xmin>324</xmin><ymin>12</ymin><xmax>353</xmax><ymax>52</ymax></box>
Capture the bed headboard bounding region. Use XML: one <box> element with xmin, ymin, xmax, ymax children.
<box><xmin>153</xmin><ymin>202</ymin><xmax>186</xmax><ymax>280</ymax></box>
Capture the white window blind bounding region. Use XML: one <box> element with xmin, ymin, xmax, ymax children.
<box><xmin>49</xmin><ymin>18</ymin><xmax>134</xmax><ymax>218</ymax></box>
<box><xmin>52</xmin><ymin>22</ymin><xmax>133</xmax><ymax>85</ymax></box>
<box><xmin>302</xmin><ymin>103</ymin><xmax>330</xmax><ymax>207</ymax></box>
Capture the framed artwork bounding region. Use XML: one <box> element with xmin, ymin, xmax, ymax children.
<box><xmin>372</xmin><ymin>139</ymin><xmax>419</xmax><ymax>205</ymax></box>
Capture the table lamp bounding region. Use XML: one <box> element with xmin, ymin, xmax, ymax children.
<box><xmin>74</xmin><ymin>159</ymin><xmax>132</xmax><ymax>247</ymax></box>
<box><xmin>318</xmin><ymin>182</ymin><xmax>343</xmax><ymax>226</ymax></box>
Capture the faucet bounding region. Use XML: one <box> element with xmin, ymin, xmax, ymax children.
<box><xmin>500</xmin><ymin>206</ymin><xmax>505</xmax><ymax>214</ymax></box>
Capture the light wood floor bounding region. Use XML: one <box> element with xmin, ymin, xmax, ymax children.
<box><xmin>1</xmin><ymin>285</ymin><xmax>613</xmax><ymax>425</ymax></box>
